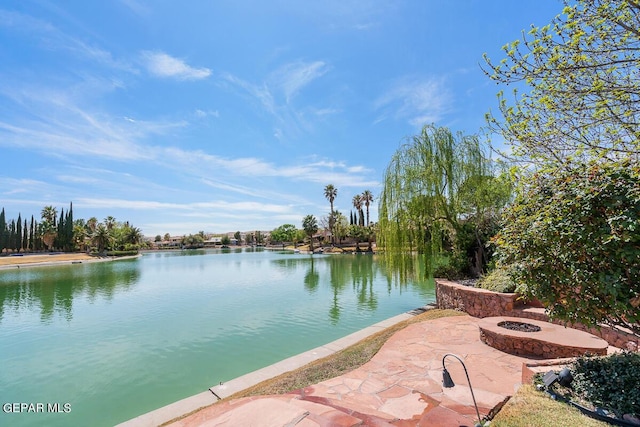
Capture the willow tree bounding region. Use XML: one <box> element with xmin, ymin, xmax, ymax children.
<box><xmin>378</xmin><ymin>124</ymin><xmax>511</xmax><ymax>277</ymax></box>
<box><xmin>483</xmin><ymin>0</ymin><xmax>640</xmax><ymax>166</ymax></box>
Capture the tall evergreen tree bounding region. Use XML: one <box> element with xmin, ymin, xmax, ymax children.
<box><xmin>22</xmin><ymin>219</ymin><xmax>28</xmax><ymax>252</ymax></box>
<box><xmin>29</xmin><ymin>215</ymin><xmax>35</xmax><ymax>251</ymax></box>
<box><xmin>9</xmin><ymin>219</ymin><xmax>17</xmax><ymax>252</ymax></box>
<box><xmin>0</xmin><ymin>208</ymin><xmax>6</xmax><ymax>254</ymax></box>
<box><xmin>64</xmin><ymin>203</ymin><xmax>74</xmax><ymax>251</ymax></box>
<box><xmin>16</xmin><ymin>215</ymin><xmax>22</xmax><ymax>252</ymax></box>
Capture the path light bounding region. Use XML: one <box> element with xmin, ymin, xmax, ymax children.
<box><xmin>542</xmin><ymin>367</ymin><xmax>573</xmax><ymax>388</ymax></box>
<box><xmin>442</xmin><ymin>353</ymin><xmax>484</xmax><ymax>427</ymax></box>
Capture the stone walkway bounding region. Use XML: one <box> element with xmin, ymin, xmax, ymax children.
<box><xmin>166</xmin><ymin>315</ymin><xmax>560</xmax><ymax>426</ymax></box>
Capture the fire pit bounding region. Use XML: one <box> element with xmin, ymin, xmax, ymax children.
<box><xmin>478</xmin><ymin>316</ymin><xmax>608</xmax><ymax>359</ymax></box>
<box><xmin>498</xmin><ymin>321</ymin><xmax>541</xmax><ymax>333</ymax></box>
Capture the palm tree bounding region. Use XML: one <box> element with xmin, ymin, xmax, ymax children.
<box><xmin>40</xmin><ymin>206</ymin><xmax>58</xmax><ymax>251</ymax></box>
<box><xmin>73</xmin><ymin>223</ymin><xmax>88</xmax><ymax>252</ymax></box>
<box><xmin>302</xmin><ymin>215</ymin><xmax>318</xmax><ymax>252</ymax></box>
<box><xmin>92</xmin><ymin>224</ymin><xmax>112</xmax><ymax>253</ymax></box>
<box><xmin>352</xmin><ymin>194</ymin><xmax>364</xmax><ymax>226</ymax></box>
<box><xmin>104</xmin><ymin>216</ymin><xmax>116</xmax><ymax>230</ymax></box>
<box><xmin>362</xmin><ymin>190</ymin><xmax>374</xmax><ymax>226</ymax></box>
<box><xmin>324</xmin><ymin>184</ymin><xmax>338</xmax><ymax>243</ymax></box>
<box><xmin>41</xmin><ymin>206</ymin><xmax>57</xmax><ymax>224</ymax></box>
<box><xmin>125</xmin><ymin>226</ymin><xmax>143</xmax><ymax>247</ymax></box>
<box><xmin>86</xmin><ymin>217</ymin><xmax>98</xmax><ymax>234</ymax></box>
<box><xmin>324</xmin><ymin>184</ymin><xmax>337</xmax><ymax>214</ymax></box>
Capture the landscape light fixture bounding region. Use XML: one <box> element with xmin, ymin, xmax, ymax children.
<box><xmin>542</xmin><ymin>367</ymin><xmax>573</xmax><ymax>389</ymax></box>
<box><xmin>442</xmin><ymin>353</ymin><xmax>483</xmax><ymax>427</ymax></box>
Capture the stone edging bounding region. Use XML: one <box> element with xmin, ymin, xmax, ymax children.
<box><xmin>435</xmin><ymin>279</ymin><xmax>639</xmax><ymax>351</ymax></box>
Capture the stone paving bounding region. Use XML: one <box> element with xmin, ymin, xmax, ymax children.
<box><xmin>166</xmin><ymin>315</ymin><xmax>571</xmax><ymax>426</ymax></box>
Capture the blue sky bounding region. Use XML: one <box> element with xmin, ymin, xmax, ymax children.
<box><xmin>0</xmin><ymin>0</ymin><xmax>562</xmax><ymax>237</ymax></box>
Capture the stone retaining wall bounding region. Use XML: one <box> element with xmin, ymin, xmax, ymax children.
<box><xmin>436</xmin><ymin>279</ymin><xmax>639</xmax><ymax>351</ymax></box>
<box><xmin>435</xmin><ymin>279</ymin><xmax>532</xmax><ymax>318</ymax></box>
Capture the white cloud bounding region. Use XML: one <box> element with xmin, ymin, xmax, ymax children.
<box><xmin>221</xmin><ymin>73</ymin><xmax>276</xmax><ymax>114</ymax></box>
<box><xmin>220</xmin><ymin>60</ymin><xmax>330</xmax><ymax>140</ymax></box>
<box><xmin>194</xmin><ymin>109</ymin><xmax>219</xmax><ymax>118</ymax></box>
<box><xmin>141</xmin><ymin>51</ymin><xmax>211</xmax><ymax>80</ymax></box>
<box><xmin>374</xmin><ymin>76</ymin><xmax>452</xmax><ymax>126</ymax></box>
<box><xmin>0</xmin><ymin>79</ymin><xmax>188</xmax><ymax>162</ymax></box>
<box><xmin>0</xmin><ymin>9</ymin><xmax>136</xmax><ymax>74</ymax></box>
<box><xmin>269</xmin><ymin>60</ymin><xmax>330</xmax><ymax>102</ymax></box>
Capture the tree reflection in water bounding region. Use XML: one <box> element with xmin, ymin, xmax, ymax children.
<box><xmin>0</xmin><ymin>259</ymin><xmax>140</xmax><ymax>323</ymax></box>
<box><xmin>271</xmin><ymin>253</ymin><xmax>433</xmax><ymax>323</ymax></box>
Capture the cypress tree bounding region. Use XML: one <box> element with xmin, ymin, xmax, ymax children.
<box><xmin>56</xmin><ymin>208</ymin><xmax>64</xmax><ymax>250</ymax></box>
<box><xmin>23</xmin><ymin>219</ymin><xmax>28</xmax><ymax>252</ymax></box>
<box><xmin>29</xmin><ymin>215</ymin><xmax>35</xmax><ymax>251</ymax></box>
<box><xmin>66</xmin><ymin>202</ymin><xmax>74</xmax><ymax>251</ymax></box>
<box><xmin>16</xmin><ymin>215</ymin><xmax>22</xmax><ymax>252</ymax></box>
<box><xmin>34</xmin><ymin>221</ymin><xmax>42</xmax><ymax>251</ymax></box>
<box><xmin>0</xmin><ymin>208</ymin><xmax>5</xmax><ymax>254</ymax></box>
<box><xmin>9</xmin><ymin>219</ymin><xmax>16</xmax><ymax>252</ymax></box>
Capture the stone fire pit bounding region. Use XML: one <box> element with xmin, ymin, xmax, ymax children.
<box><xmin>478</xmin><ymin>316</ymin><xmax>609</xmax><ymax>359</ymax></box>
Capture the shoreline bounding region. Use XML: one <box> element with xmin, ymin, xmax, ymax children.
<box><xmin>0</xmin><ymin>253</ymin><xmax>140</xmax><ymax>270</ymax></box>
<box><xmin>116</xmin><ymin>306</ymin><xmax>433</xmax><ymax>427</ymax></box>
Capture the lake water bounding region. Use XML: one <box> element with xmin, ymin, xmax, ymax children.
<box><xmin>0</xmin><ymin>249</ymin><xmax>435</xmax><ymax>427</ymax></box>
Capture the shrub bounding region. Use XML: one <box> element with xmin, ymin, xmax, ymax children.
<box><xmin>105</xmin><ymin>250</ymin><xmax>138</xmax><ymax>257</ymax></box>
<box><xmin>433</xmin><ymin>251</ymin><xmax>469</xmax><ymax>280</ymax></box>
<box><xmin>571</xmin><ymin>352</ymin><xmax>640</xmax><ymax>418</ymax></box>
<box><xmin>477</xmin><ymin>266</ymin><xmax>517</xmax><ymax>293</ymax></box>
<box><xmin>495</xmin><ymin>160</ymin><xmax>640</xmax><ymax>336</ymax></box>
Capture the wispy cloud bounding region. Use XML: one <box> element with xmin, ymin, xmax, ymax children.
<box><xmin>0</xmin><ymin>9</ymin><xmax>136</xmax><ymax>73</ymax></box>
<box><xmin>119</xmin><ymin>0</ymin><xmax>151</xmax><ymax>17</ymax></box>
<box><xmin>220</xmin><ymin>60</ymin><xmax>330</xmax><ymax>140</ymax></box>
<box><xmin>141</xmin><ymin>51</ymin><xmax>211</xmax><ymax>80</ymax></box>
<box><xmin>269</xmin><ymin>61</ymin><xmax>330</xmax><ymax>103</ymax></box>
<box><xmin>194</xmin><ymin>109</ymin><xmax>219</xmax><ymax>119</ymax></box>
<box><xmin>374</xmin><ymin>76</ymin><xmax>452</xmax><ymax>126</ymax></box>
<box><xmin>161</xmin><ymin>147</ymin><xmax>376</xmax><ymax>188</ymax></box>
<box><xmin>221</xmin><ymin>72</ymin><xmax>276</xmax><ymax>113</ymax></box>
<box><xmin>77</xmin><ymin>197</ymin><xmax>292</xmax><ymax>215</ymax></box>
<box><xmin>0</xmin><ymin>77</ymin><xmax>188</xmax><ymax>161</ymax></box>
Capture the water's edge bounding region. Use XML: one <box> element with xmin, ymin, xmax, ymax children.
<box><xmin>117</xmin><ymin>304</ymin><xmax>435</xmax><ymax>427</ymax></box>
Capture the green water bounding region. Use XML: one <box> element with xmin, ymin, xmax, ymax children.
<box><xmin>0</xmin><ymin>249</ymin><xmax>434</xmax><ymax>427</ymax></box>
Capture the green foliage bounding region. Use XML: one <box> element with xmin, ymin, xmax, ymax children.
<box><xmin>571</xmin><ymin>352</ymin><xmax>640</xmax><ymax>418</ymax></box>
<box><xmin>270</xmin><ymin>224</ymin><xmax>298</xmax><ymax>243</ymax></box>
<box><xmin>477</xmin><ymin>266</ymin><xmax>517</xmax><ymax>293</ymax></box>
<box><xmin>182</xmin><ymin>234</ymin><xmax>205</xmax><ymax>247</ymax></box>
<box><xmin>220</xmin><ymin>235</ymin><xmax>231</xmax><ymax>246</ymax></box>
<box><xmin>379</xmin><ymin>124</ymin><xmax>511</xmax><ymax>277</ymax></box>
<box><xmin>431</xmin><ymin>250</ymin><xmax>473</xmax><ymax>280</ymax></box>
<box><xmin>302</xmin><ymin>215</ymin><xmax>318</xmax><ymax>251</ymax></box>
<box><xmin>484</xmin><ymin>1</ymin><xmax>640</xmax><ymax>165</ymax></box>
<box><xmin>324</xmin><ymin>184</ymin><xmax>338</xmax><ymax>243</ymax></box>
<box><xmin>495</xmin><ymin>161</ymin><xmax>640</xmax><ymax>335</ymax></box>
<box><xmin>105</xmin><ymin>250</ymin><xmax>139</xmax><ymax>257</ymax></box>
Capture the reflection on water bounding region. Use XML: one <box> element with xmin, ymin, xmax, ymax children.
<box><xmin>0</xmin><ymin>253</ymin><xmax>432</xmax><ymax>325</ymax></box>
<box><xmin>0</xmin><ymin>250</ymin><xmax>434</xmax><ymax>427</ymax></box>
<box><xmin>0</xmin><ymin>259</ymin><xmax>140</xmax><ymax>323</ymax></box>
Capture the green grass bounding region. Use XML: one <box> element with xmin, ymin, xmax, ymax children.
<box><xmin>491</xmin><ymin>384</ymin><xmax>610</xmax><ymax>427</ymax></box>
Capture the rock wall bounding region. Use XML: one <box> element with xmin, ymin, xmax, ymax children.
<box><xmin>436</xmin><ymin>279</ymin><xmax>639</xmax><ymax>351</ymax></box>
<box><xmin>435</xmin><ymin>279</ymin><xmax>525</xmax><ymax>318</ymax></box>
